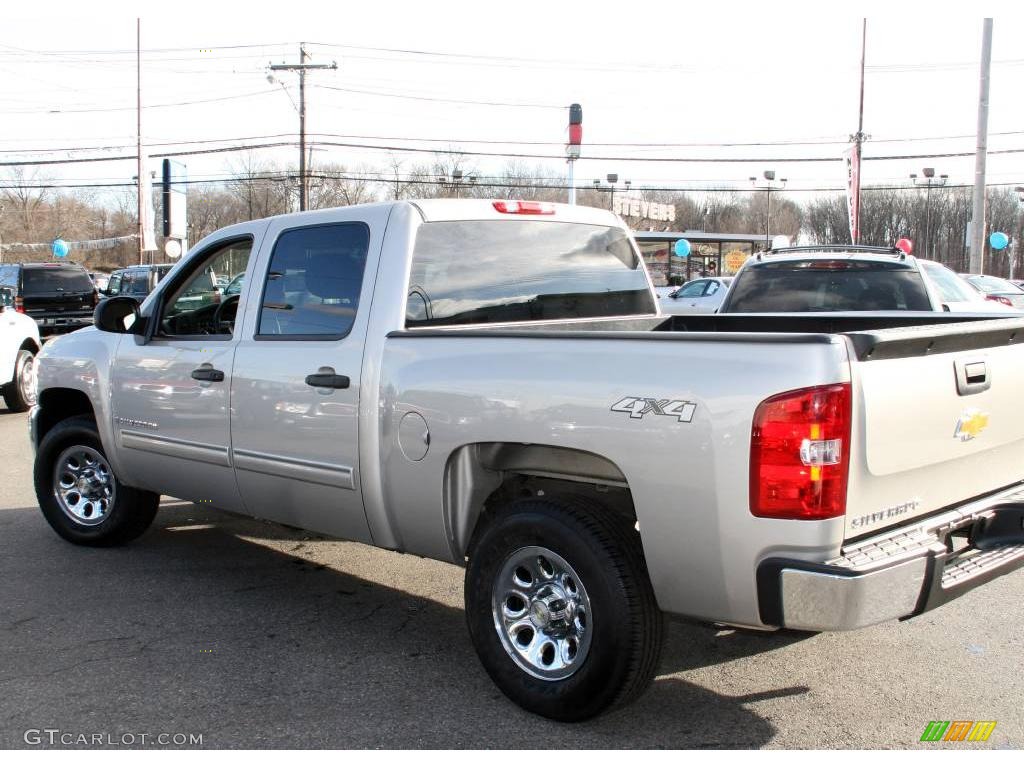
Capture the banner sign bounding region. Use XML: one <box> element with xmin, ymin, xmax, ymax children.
<box><xmin>844</xmin><ymin>145</ymin><xmax>861</xmax><ymax>243</ymax></box>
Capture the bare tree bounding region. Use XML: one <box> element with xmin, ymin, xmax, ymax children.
<box><xmin>2</xmin><ymin>166</ymin><xmax>51</xmax><ymax>242</ymax></box>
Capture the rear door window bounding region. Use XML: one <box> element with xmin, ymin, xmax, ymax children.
<box><xmin>406</xmin><ymin>220</ymin><xmax>654</xmax><ymax>327</ymax></box>
<box><xmin>722</xmin><ymin>260</ymin><xmax>933</xmax><ymax>312</ymax></box>
<box><xmin>257</xmin><ymin>222</ymin><xmax>370</xmax><ymax>339</ymax></box>
<box><xmin>22</xmin><ymin>266</ymin><xmax>93</xmax><ymax>294</ymax></box>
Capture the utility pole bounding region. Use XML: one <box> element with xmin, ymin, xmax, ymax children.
<box><xmin>850</xmin><ymin>18</ymin><xmax>868</xmax><ymax>245</ymax></box>
<box><xmin>270</xmin><ymin>44</ymin><xmax>337</xmax><ymax>211</ymax></box>
<box><xmin>136</xmin><ymin>17</ymin><xmax>143</xmax><ymax>264</ymax></box>
<box><xmin>969</xmin><ymin>18</ymin><xmax>993</xmax><ymax>273</ymax></box>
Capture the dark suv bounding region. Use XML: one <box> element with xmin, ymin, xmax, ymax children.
<box><xmin>0</xmin><ymin>262</ymin><xmax>98</xmax><ymax>335</ymax></box>
<box><xmin>105</xmin><ymin>264</ymin><xmax>174</xmax><ymax>299</ymax></box>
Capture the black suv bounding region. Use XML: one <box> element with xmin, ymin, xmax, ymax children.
<box><xmin>105</xmin><ymin>264</ymin><xmax>174</xmax><ymax>299</ymax></box>
<box><xmin>0</xmin><ymin>262</ymin><xmax>98</xmax><ymax>335</ymax></box>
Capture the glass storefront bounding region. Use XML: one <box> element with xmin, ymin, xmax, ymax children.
<box><xmin>638</xmin><ymin>240</ymin><xmax>671</xmax><ymax>286</ymax></box>
<box><xmin>634</xmin><ymin>233</ymin><xmax>765</xmax><ymax>283</ymax></box>
<box><xmin>721</xmin><ymin>242</ymin><xmax>754</xmax><ymax>275</ymax></box>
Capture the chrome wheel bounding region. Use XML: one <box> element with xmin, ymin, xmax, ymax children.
<box><xmin>52</xmin><ymin>445</ymin><xmax>116</xmax><ymax>526</ymax></box>
<box><xmin>491</xmin><ymin>546</ymin><xmax>592</xmax><ymax>681</ymax></box>
<box><xmin>18</xmin><ymin>352</ymin><xmax>37</xmax><ymax>407</ymax></box>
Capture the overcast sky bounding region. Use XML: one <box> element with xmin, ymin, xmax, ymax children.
<box><xmin>3</xmin><ymin>1</ymin><xmax>1023</xmax><ymax>204</ymax></box>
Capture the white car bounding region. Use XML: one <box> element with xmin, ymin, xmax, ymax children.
<box><xmin>1</xmin><ymin>287</ymin><xmax>42</xmax><ymax>411</ymax></box>
<box><xmin>658</xmin><ymin>277</ymin><xmax>732</xmax><ymax>314</ymax></box>
<box><xmin>918</xmin><ymin>260</ymin><xmax>1010</xmax><ymax>313</ymax></box>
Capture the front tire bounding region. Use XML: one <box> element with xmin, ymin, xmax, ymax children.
<box><xmin>3</xmin><ymin>348</ymin><xmax>37</xmax><ymax>412</ymax></box>
<box><xmin>34</xmin><ymin>416</ymin><xmax>159</xmax><ymax>546</ymax></box>
<box><xmin>465</xmin><ymin>496</ymin><xmax>663</xmax><ymax>721</ymax></box>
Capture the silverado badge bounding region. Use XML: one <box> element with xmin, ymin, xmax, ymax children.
<box><xmin>954</xmin><ymin>409</ymin><xmax>989</xmax><ymax>442</ymax></box>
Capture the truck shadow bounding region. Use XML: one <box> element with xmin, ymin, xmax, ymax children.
<box><xmin>0</xmin><ymin>502</ymin><xmax>808</xmax><ymax>749</ymax></box>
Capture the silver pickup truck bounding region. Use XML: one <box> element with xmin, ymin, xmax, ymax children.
<box><xmin>29</xmin><ymin>200</ymin><xmax>1024</xmax><ymax>721</ymax></box>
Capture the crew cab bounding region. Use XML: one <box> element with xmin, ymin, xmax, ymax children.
<box><xmin>1</xmin><ymin>286</ymin><xmax>41</xmax><ymax>411</ymax></box>
<box><xmin>29</xmin><ymin>201</ymin><xmax>1024</xmax><ymax>721</ymax></box>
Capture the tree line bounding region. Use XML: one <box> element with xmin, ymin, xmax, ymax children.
<box><xmin>2</xmin><ymin>156</ymin><xmax>1020</xmax><ymax>277</ymax></box>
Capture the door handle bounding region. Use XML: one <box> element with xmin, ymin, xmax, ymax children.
<box><xmin>191</xmin><ymin>367</ymin><xmax>225</xmax><ymax>382</ymax></box>
<box><xmin>305</xmin><ymin>372</ymin><xmax>350</xmax><ymax>389</ymax></box>
<box><xmin>954</xmin><ymin>359</ymin><xmax>990</xmax><ymax>395</ymax></box>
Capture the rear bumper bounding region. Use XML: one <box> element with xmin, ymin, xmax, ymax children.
<box><xmin>28</xmin><ymin>313</ymin><xmax>93</xmax><ymax>333</ymax></box>
<box><xmin>757</xmin><ymin>482</ymin><xmax>1024</xmax><ymax>631</ymax></box>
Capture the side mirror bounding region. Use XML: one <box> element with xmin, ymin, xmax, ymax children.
<box><xmin>95</xmin><ymin>296</ymin><xmax>143</xmax><ymax>334</ymax></box>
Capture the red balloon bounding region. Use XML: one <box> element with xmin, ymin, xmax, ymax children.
<box><xmin>895</xmin><ymin>237</ymin><xmax>913</xmax><ymax>254</ymax></box>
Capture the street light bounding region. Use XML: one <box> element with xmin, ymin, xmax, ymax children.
<box><xmin>750</xmin><ymin>170</ymin><xmax>787</xmax><ymax>246</ymax></box>
<box><xmin>910</xmin><ymin>168</ymin><xmax>948</xmax><ymax>259</ymax></box>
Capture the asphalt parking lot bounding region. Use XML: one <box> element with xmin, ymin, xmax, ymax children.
<box><xmin>1</xmin><ymin>405</ymin><xmax>1020</xmax><ymax>749</ymax></box>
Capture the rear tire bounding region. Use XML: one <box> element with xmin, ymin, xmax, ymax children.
<box><xmin>34</xmin><ymin>416</ymin><xmax>159</xmax><ymax>547</ymax></box>
<box><xmin>3</xmin><ymin>348</ymin><xmax>37</xmax><ymax>412</ymax></box>
<box><xmin>465</xmin><ymin>495</ymin><xmax>663</xmax><ymax>721</ymax></box>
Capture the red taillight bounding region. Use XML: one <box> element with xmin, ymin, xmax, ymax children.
<box><xmin>15</xmin><ymin>296</ymin><xmax>24</xmax><ymax>313</ymax></box>
<box><xmin>492</xmin><ymin>200</ymin><xmax>556</xmax><ymax>215</ymax></box>
<box><xmin>750</xmin><ymin>383</ymin><xmax>851</xmax><ymax>520</ymax></box>
<box><xmin>986</xmin><ymin>294</ymin><xmax>1013</xmax><ymax>307</ymax></box>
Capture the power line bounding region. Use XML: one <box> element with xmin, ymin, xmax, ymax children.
<box><xmin>315</xmin><ymin>84</ymin><xmax>563</xmax><ymax>109</ymax></box>
<box><xmin>5</xmin><ymin>129</ymin><xmax>1024</xmax><ymax>155</ymax></box>
<box><xmin>4</xmin><ymin>138</ymin><xmax>1024</xmax><ymax>167</ymax></box>
<box><xmin>3</xmin><ymin>88</ymin><xmax>284</xmax><ymax>115</ymax></box>
<box><xmin>3</xmin><ymin>171</ymin><xmax>1022</xmax><ymax>194</ymax></box>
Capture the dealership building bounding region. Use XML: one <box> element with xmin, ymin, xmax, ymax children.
<box><xmin>632</xmin><ymin>231</ymin><xmax>771</xmax><ymax>286</ymax></box>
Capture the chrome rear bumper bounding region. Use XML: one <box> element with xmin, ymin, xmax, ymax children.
<box><xmin>758</xmin><ymin>482</ymin><xmax>1024</xmax><ymax>631</ymax></box>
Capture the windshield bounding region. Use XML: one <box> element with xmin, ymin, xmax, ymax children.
<box><xmin>22</xmin><ymin>266</ymin><xmax>94</xmax><ymax>294</ymax></box>
<box><xmin>968</xmin><ymin>275</ymin><xmax>1024</xmax><ymax>294</ymax></box>
<box><xmin>406</xmin><ymin>220</ymin><xmax>655</xmax><ymax>327</ymax></box>
<box><xmin>921</xmin><ymin>261</ymin><xmax>979</xmax><ymax>303</ymax></box>
<box><xmin>722</xmin><ymin>259</ymin><xmax>933</xmax><ymax>312</ymax></box>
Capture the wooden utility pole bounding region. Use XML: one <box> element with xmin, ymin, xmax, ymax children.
<box><xmin>270</xmin><ymin>44</ymin><xmax>337</xmax><ymax>211</ymax></box>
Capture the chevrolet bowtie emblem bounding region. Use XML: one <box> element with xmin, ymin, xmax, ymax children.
<box><xmin>954</xmin><ymin>409</ymin><xmax>990</xmax><ymax>442</ymax></box>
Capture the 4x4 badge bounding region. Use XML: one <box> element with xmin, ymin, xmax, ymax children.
<box><xmin>611</xmin><ymin>397</ymin><xmax>696</xmax><ymax>423</ymax></box>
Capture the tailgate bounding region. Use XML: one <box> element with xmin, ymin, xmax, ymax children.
<box><xmin>24</xmin><ymin>292</ymin><xmax>94</xmax><ymax>314</ymax></box>
<box><xmin>844</xmin><ymin>318</ymin><xmax>1024</xmax><ymax>538</ymax></box>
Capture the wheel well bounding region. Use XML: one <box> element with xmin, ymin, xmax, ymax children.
<box><xmin>36</xmin><ymin>388</ymin><xmax>95</xmax><ymax>444</ymax></box>
<box><xmin>445</xmin><ymin>442</ymin><xmax>636</xmax><ymax>560</ymax></box>
<box><xmin>21</xmin><ymin>338</ymin><xmax>40</xmax><ymax>354</ymax></box>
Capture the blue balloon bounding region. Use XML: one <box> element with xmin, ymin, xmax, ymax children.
<box><xmin>673</xmin><ymin>238</ymin><xmax>691</xmax><ymax>258</ymax></box>
<box><xmin>51</xmin><ymin>239</ymin><xmax>69</xmax><ymax>258</ymax></box>
<box><xmin>989</xmin><ymin>231</ymin><xmax>1009</xmax><ymax>250</ymax></box>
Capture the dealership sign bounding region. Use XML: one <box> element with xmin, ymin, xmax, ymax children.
<box><xmin>614</xmin><ymin>197</ymin><xmax>675</xmax><ymax>223</ymax></box>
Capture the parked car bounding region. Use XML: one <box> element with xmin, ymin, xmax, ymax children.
<box><xmin>719</xmin><ymin>245</ymin><xmax>1014</xmax><ymax>314</ymax></box>
<box><xmin>105</xmin><ymin>264</ymin><xmax>174</xmax><ymax>299</ymax></box>
<box><xmin>0</xmin><ymin>262</ymin><xmax>98</xmax><ymax>335</ymax></box>
<box><xmin>89</xmin><ymin>272</ymin><xmax>111</xmax><ymax>292</ymax></box>
<box><xmin>31</xmin><ymin>201</ymin><xmax>1024</xmax><ymax>721</ymax></box>
<box><xmin>223</xmin><ymin>273</ymin><xmax>245</xmax><ymax>296</ymax></box>
<box><xmin>0</xmin><ymin>286</ymin><xmax>42</xmax><ymax>411</ymax></box>
<box><xmin>658</xmin><ymin>277</ymin><xmax>732</xmax><ymax>314</ymax></box>
<box><xmin>960</xmin><ymin>273</ymin><xmax>1024</xmax><ymax>309</ymax></box>
<box><xmin>917</xmin><ymin>260</ymin><xmax>1008</xmax><ymax>313</ymax></box>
